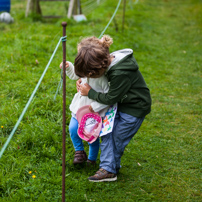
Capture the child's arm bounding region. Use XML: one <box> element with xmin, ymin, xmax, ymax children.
<box><xmin>80</xmin><ymin>74</ymin><xmax>131</xmax><ymax>105</ymax></box>
<box><xmin>84</xmin><ymin>77</ymin><xmax>110</xmax><ymax>113</ymax></box>
<box><xmin>59</xmin><ymin>61</ymin><xmax>79</xmax><ymax>80</ymax></box>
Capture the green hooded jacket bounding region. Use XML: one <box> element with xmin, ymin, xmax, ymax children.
<box><xmin>88</xmin><ymin>49</ymin><xmax>152</xmax><ymax>117</ymax></box>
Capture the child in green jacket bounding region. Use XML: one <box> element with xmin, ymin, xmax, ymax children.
<box><xmin>76</xmin><ymin>35</ymin><xmax>152</xmax><ymax>182</ymax></box>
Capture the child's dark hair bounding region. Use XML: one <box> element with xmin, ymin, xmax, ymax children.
<box><xmin>74</xmin><ymin>35</ymin><xmax>113</xmax><ymax>78</ymax></box>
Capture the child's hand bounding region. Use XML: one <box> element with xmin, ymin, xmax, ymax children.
<box><xmin>80</xmin><ymin>83</ymin><xmax>91</xmax><ymax>96</ymax></box>
<box><xmin>89</xmin><ymin>105</ymin><xmax>95</xmax><ymax>112</ymax></box>
<box><xmin>59</xmin><ymin>61</ymin><xmax>69</xmax><ymax>69</ymax></box>
<box><xmin>76</xmin><ymin>78</ymin><xmax>82</xmax><ymax>92</ymax></box>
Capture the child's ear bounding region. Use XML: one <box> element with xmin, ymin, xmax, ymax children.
<box><xmin>102</xmin><ymin>35</ymin><xmax>113</xmax><ymax>48</ymax></box>
<box><xmin>88</xmin><ymin>72</ymin><xmax>93</xmax><ymax>77</ymax></box>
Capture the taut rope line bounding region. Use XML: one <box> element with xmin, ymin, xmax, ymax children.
<box><xmin>0</xmin><ymin>0</ymin><xmax>134</xmax><ymax>159</ymax></box>
<box><xmin>0</xmin><ymin>36</ymin><xmax>66</xmax><ymax>159</ymax></box>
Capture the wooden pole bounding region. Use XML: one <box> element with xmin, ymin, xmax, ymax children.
<box><xmin>35</xmin><ymin>0</ymin><xmax>42</xmax><ymax>15</ymax></box>
<box><xmin>67</xmin><ymin>0</ymin><xmax>75</xmax><ymax>18</ymax></box>
<box><xmin>77</xmin><ymin>0</ymin><xmax>82</xmax><ymax>14</ymax></box>
<box><xmin>61</xmin><ymin>21</ymin><xmax>67</xmax><ymax>202</ymax></box>
<box><xmin>25</xmin><ymin>0</ymin><xmax>32</xmax><ymax>17</ymax></box>
<box><xmin>68</xmin><ymin>0</ymin><xmax>81</xmax><ymax>18</ymax></box>
<box><xmin>73</xmin><ymin>0</ymin><xmax>77</xmax><ymax>15</ymax></box>
<box><xmin>25</xmin><ymin>0</ymin><xmax>42</xmax><ymax>17</ymax></box>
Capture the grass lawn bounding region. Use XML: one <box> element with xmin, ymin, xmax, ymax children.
<box><xmin>0</xmin><ymin>0</ymin><xmax>202</xmax><ymax>201</ymax></box>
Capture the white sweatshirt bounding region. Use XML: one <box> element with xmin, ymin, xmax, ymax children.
<box><xmin>65</xmin><ymin>62</ymin><xmax>109</xmax><ymax>117</ymax></box>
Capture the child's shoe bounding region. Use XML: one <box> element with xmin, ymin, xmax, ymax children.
<box><xmin>73</xmin><ymin>150</ymin><xmax>87</xmax><ymax>164</ymax></box>
<box><xmin>86</xmin><ymin>159</ymin><xmax>96</xmax><ymax>167</ymax></box>
<box><xmin>88</xmin><ymin>168</ymin><xmax>117</xmax><ymax>182</ymax></box>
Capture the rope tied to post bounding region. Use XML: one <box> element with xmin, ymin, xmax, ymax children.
<box><xmin>61</xmin><ymin>36</ymin><xmax>67</xmax><ymax>42</ymax></box>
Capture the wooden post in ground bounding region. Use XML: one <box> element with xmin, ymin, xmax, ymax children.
<box><xmin>67</xmin><ymin>0</ymin><xmax>81</xmax><ymax>18</ymax></box>
<box><xmin>25</xmin><ymin>0</ymin><xmax>41</xmax><ymax>17</ymax></box>
<box><xmin>61</xmin><ymin>21</ymin><xmax>67</xmax><ymax>202</ymax></box>
<box><xmin>67</xmin><ymin>0</ymin><xmax>74</xmax><ymax>18</ymax></box>
<box><xmin>72</xmin><ymin>0</ymin><xmax>77</xmax><ymax>15</ymax></box>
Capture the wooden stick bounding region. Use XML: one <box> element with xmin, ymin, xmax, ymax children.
<box><xmin>68</xmin><ymin>0</ymin><xmax>75</xmax><ymax>18</ymax></box>
<box><xmin>61</xmin><ymin>21</ymin><xmax>67</xmax><ymax>202</ymax></box>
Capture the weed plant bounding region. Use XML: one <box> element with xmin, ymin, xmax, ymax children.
<box><xmin>0</xmin><ymin>0</ymin><xmax>202</xmax><ymax>201</ymax></box>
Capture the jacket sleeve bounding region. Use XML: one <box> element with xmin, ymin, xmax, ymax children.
<box><xmin>88</xmin><ymin>74</ymin><xmax>131</xmax><ymax>105</ymax></box>
<box><xmin>65</xmin><ymin>62</ymin><xmax>80</xmax><ymax>80</ymax></box>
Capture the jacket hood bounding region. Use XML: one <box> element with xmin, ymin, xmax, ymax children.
<box><xmin>107</xmin><ymin>49</ymin><xmax>139</xmax><ymax>72</ymax></box>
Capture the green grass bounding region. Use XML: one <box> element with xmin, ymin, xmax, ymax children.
<box><xmin>0</xmin><ymin>0</ymin><xmax>202</xmax><ymax>201</ymax></box>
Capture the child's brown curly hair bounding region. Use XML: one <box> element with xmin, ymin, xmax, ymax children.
<box><xmin>75</xmin><ymin>35</ymin><xmax>113</xmax><ymax>78</ymax></box>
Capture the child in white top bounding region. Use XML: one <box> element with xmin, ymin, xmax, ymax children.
<box><xmin>60</xmin><ymin>35</ymin><xmax>113</xmax><ymax>165</ymax></box>
<box><xmin>64</xmin><ymin>61</ymin><xmax>109</xmax><ymax>117</ymax></box>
